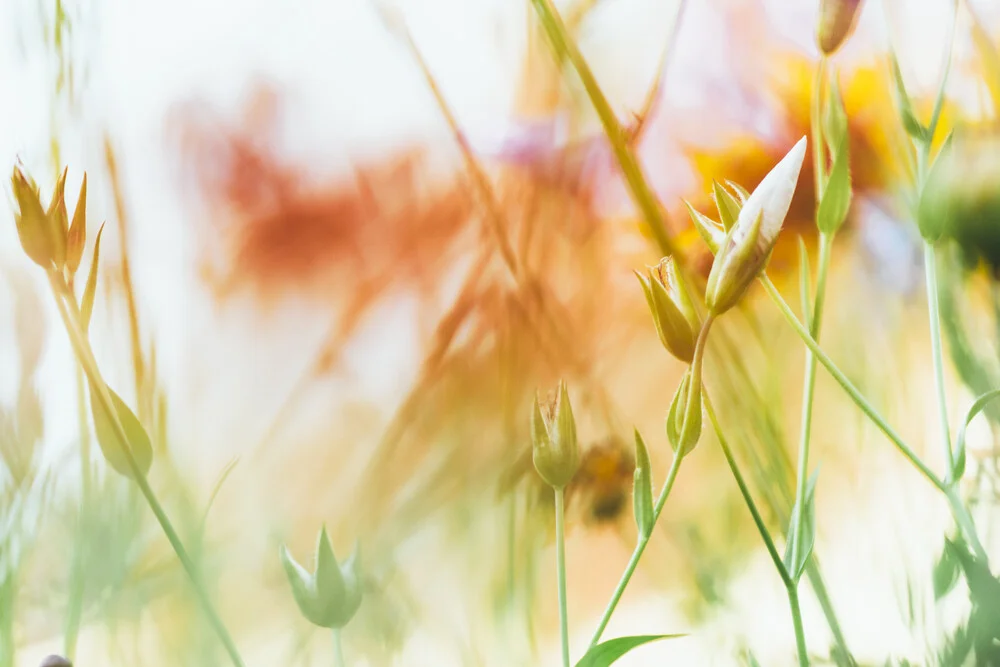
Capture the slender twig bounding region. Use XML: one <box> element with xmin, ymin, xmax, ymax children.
<box><xmin>554</xmin><ymin>487</ymin><xmax>570</xmax><ymax>667</ymax></box>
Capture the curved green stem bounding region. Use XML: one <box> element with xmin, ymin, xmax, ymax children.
<box><xmin>48</xmin><ymin>273</ymin><xmax>246</xmax><ymax>667</ymax></box>
<box><xmin>555</xmin><ymin>487</ymin><xmax>570</xmax><ymax>667</ymax></box>
<box><xmin>588</xmin><ymin>317</ymin><xmax>715</xmax><ymax>647</ymax></box>
<box><xmin>759</xmin><ymin>273</ymin><xmax>944</xmax><ymax>491</ymax></box>
<box><xmin>811</xmin><ymin>57</ymin><xmax>828</xmax><ymax>199</ymax></box>
<box><xmin>705</xmin><ymin>394</ymin><xmax>807</xmax><ymax>665</ymax></box>
<box><xmin>790</xmin><ymin>232</ymin><xmax>833</xmax><ymax>576</ymax></box>
<box><xmin>924</xmin><ymin>242</ymin><xmax>954</xmax><ymax>472</ymax></box>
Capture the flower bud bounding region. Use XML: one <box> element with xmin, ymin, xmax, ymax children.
<box><xmin>635</xmin><ymin>257</ymin><xmax>698</xmax><ymax>363</ymax></box>
<box><xmin>280</xmin><ymin>527</ymin><xmax>363</xmax><ymax>629</ymax></box>
<box><xmin>531</xmin><ymin>380</ymin><xmax>580</xmax><ymax>489</ymax></box>
<box><xmin>705</xmin><ymin>137</ymin><xmax>807</xmax><ymax>316</ymax></box>
<box><xmin>11</xmin><ymin>167</ymin><xmax>54</xmax><ymax>268</ymax></box>
<box><xmin>817</xmin><ymin>0</ymin><xmax>864</xmax><ymax>55</ymax></box>
<box><xmin>666</xmin><ymin>369</ymin><xmax>701</xmax><ymax>457</ymax></box>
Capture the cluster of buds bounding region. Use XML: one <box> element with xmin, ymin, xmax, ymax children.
<box><xmin>10</xmin><ymin>165</ymin><xmax>87</xmax><ymax>276</ymax></box>
<box><xmin>279</xmin><ymin>527</ymin><xmax>363</xmax><ymax>629</ymax></box>
<box><xmin>691</xmin><ymin>137</ymin><xmax>808</xmax><ymax>318</ymax></box>
<box><xmin>531</xmin><ymin>380</ymin><xmax>580</xmax><ymax>490</ymax></box>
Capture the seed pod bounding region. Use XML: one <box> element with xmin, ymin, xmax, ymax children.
<box><xmin>817</xmin><ymin>0</ymin><xmax>864</xmax><ymax>56</ymax></box>
<box><xmin>531</xmin><ymin>380</ymin><xmax>580</xmax><ymax>489</ymax></box>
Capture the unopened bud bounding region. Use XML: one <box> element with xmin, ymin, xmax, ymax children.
<box><xmin>635</xmin><ymin>258</ymin><xmax>698</xmax><ymax>363</ymax></box>
<box><xmin>705</xmin><ymin>138</ymin><xmax>807</xmax><ymax>316</ymax></box>
<box><xmin>817</xmin><ymin>0</ymin><xmax>864</xmax><ymax>56</ymax></box>
<box><xmin>280</xmin><ymin>527</ymin><xmax>363</xmax><ymax>629</ymax></box>
<box><xmin>531</xmin><ymin>380</ymin><xmax>580</xmax><ymax>489</ymax></box>
<box><xmin>632</xmin><ymin>428</ymin><xmax>654</xmax><ymax>539</ymax></box>
<box><xmin>11</xmin><ymin>167</ymin><xmax>53</xmax><ymax>268</ymax></box>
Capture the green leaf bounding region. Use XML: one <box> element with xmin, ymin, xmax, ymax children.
<box><xmin>798</xmin><ymin>236</ymin><xmax>812</xmax><ymax>331</ymax></box>
<box><xmin>951</xmin><ymin>389</ymin><xmax>1000</xmax><ymax>484</ymax></box>
<box><xmin>816</xmin><ymin>138</ymin><xmax>852</xmax><ymax>234</ymax></box>
<box><xmin>932</xmin><ymin>539</ymin><xmax>961</xmax><ymax>600</ymax></box>
<box><xmin>632</xmin><ymin>428</ymin><xmax>654</xmax><ymax>539</ymax></box>
<box><xmin>784</xmin><ymin>467</ymin><xmax>820</xmax><ymax>582</ymax></box>
<box><xmin>889</xmin><ymin>51</ymin><xmax>929</xmax><ymax>142</ymax></box>
<box><xmin>575</xmin><ymin>634</ymin><xmax>685</xmax><ymax>667</ymax></box>
<box><xmin>89</xmin><ymin>381</ymin><xmax>153</xmax><ymax>479</ymax></box>
<box><xmin>713</xmin><ymin>181</ymin><xmax>741</xmax><ymax>231</ymax></box>
<box><xmin>80</xmin><ymin>223</ymin><xmax>104</xmax><ymax>333</ymax></box>
<box><xmin>823</xmin><ymin>71</ymin><xmax>848</xmax><ymax>159</ymax></box>
<box><xmin>683</xmin><ymin>200</ymin><xmax>724</xmax><ymax>255</ymax></box>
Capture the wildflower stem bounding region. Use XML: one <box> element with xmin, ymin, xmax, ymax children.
<box><xmin>789</xmin><ymin>232</ymin><xmax>833</xmax><ymax>593</ymax></box>
<box><xmin>588</xmin><ymin>317</ymin><xmax>714</xmax><ymax>646</ymax></box>
<box><xmin>760</xmin><ymin>273</ymin><xmax>943</xmax><ymax>489</ymax></box>
<box><xmin>46</xmin><ymin>273</ymin><xmax>246</xmax><ymax>667</ymax></box>
<box><xmin>811</xmin><ymin>57</ymin><xmax>828</xmax><ymax>199</ymax></box>
<box><xmin>333</xmin><ymin>628</ymin><xmax>346</xmax><ymax>667</ymax></box>
<box><xmin>924</xmin><ymin>242</ymin><xmax>954</xmax><ymax>473</ymax></box>
<box><xmin>554</xmin><ymin>487</ymin><xmax>571</xmax><ymax>667</ymax></box>
<box><xmin>529</xmin><ymin>0</ymin><xmax>676</xmax><ymax>258</ymax></box>
<box><xmin>705</xmin><ymin>393</ymin><xmax>807</xmax><ymax>664</ymax></box>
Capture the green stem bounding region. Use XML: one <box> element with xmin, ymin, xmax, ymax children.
<box><xmin>788</xmin><ymin>587</ymin><xmax>810</xmax><ymax>667</ymax></box>
<box><xmin>528</xmin><ymin>0</ymin><xmax>675</xmax><ymax>258</ymax></box>
<box><xmin>811</xmin><ymin>57</ymin><xmax>828</xmax><ymax>199</ymax></box>
<box><xmin>947</xmin><ymin>487</ymin><xmax>989</xmax><ymax>563</ymax></box>
<box><xmin>790</xmin><ymin>233</ymin><xmax>833</xmax><ymax>573</ymax></box>
<box><xmin>48</xmin><ymin>273</ymin><xmax>246</xmax><ymax>667</ymax></box>
<box><xmin>705</xmin><ymin>394</ymin><xmax>807</xmax><ymax>665</ymax></box>
<box><xmin>759</xmin><ymin>273</ymin><xmax>944</xmax><ymax>491</ymax></box>
<box><xmin>924</xmin><ymin>242</ymin><xmax>954</xmax><ymax>472</ymax></box>
<box><xmin>555</xmin><ymin>487</ymin><xmax>570</xmax><ymax>667</ymax></box>
<box><xmin>64</xmin><ymin>364</ymin><xmax>90</xmax><ymax>660</ymax></box>
<box><xmin>333</xmin><ymin>628</ymin><xmax>346</xmax><ymax>667</ymax></box>
<box><xmin>588</xmin><ymin>449</ymin><xmax>683</xmax><ymax>647</ymax></box>
<box><xmin>588</xmin><ymin>317</ymin><xmax>714</xmax><ymax>647</ymax></box>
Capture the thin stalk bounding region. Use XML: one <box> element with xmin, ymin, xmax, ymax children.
<box><xmin>924</xmin><ymin>242</ymin><xmax>954</xmax><ymax>472</ymax></box>
<box><xmin>759</xmin><ymin>273</ymin><xmax>944</xmax><ymax>491</ymax></box>
<box><xmin>64</xmin><ymin>364</ymin><xmax>91</xmax><ymax>660</ymax></box>
<box><xmin>762</xmin><ymin>273</ymin><xmax>988</xmax><ymax>562</ymax></box>
<box><xmin>554</xmin><ymin>487</ymin><xmax>570</xmax><ymax>667</ymax></box>
<box><xmin>811</xmin><ymin>57</ymin><xmax>828</xmax><ymax>199</ymax></box>
<box><xmin>588</xmin><ymin>449</ymin><xmax>683</xmax><ymax>647</ymax></box>
<box><xmin>333</xmin><ymin>628</ymin><xmax>346</xmax><ymax>667</ymax></box>
<box><xmin>47</xmin><ymin>273</ymin><xmax>246</xmax><ymax>667</ymax></box>
<box><xmin>789</xmin><ymin>233</ymin><xmax>833</xmax><ymax>583</ymax></box>
<box><xmin>705</xmin><ymin>394</ymin><xmax>807</xmax><ymax>666</ymax></box>
<box><xmin>588</xmin><ymin>316</ymin><xmax>715</xmax><ymax>646</ymax></box>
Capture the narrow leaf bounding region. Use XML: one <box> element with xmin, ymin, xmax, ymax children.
<box><xmin>822</xmin><ymin>71</ymin><xmax>848</xmax><ymax>159</ymax></box>
<box><xmin>952</xmin><ymin>389</ymin><xmax>1000</xmax><ymax>484</ymax></box>
<box><xmin>632</xmin><ymin>428</ymin><xmax>654</xmax><ymax>539</ymax></box>
<box><xmin>575</xmin><ymin>634</ymin><xmax>685</xmax><ymax>667</ymax></box>
<box><xmin>89</xmin><ymin>381</ymin><xmax>153</xmax><ymax>479</ymax></box>
<box><xmin>889</xmin><ymin>51</ymin><xmax>928</xmax><ymax>141</ymax></box>
<box><xmin>784</xmin><ymin>467</ymin><xmax>820</xmax><ymax>581</ymax></box>
<box><xmin>932</xmin><ymin>539</ymin><xmax>961</xmax><ymax>600</ymax></box>
<box><xmin>816</xmin><ymin>138</ymin><xmax>852</xmax><ymax>234</ymax></box>
<box><xmin>80</xmin><ymin>223</ymin><xmax>105</xmax><ymax>333</ymax></box>
<box><xmin>713</xmin><ymin>181</ymin><xmax>741</xmax><ymax>231</ymax></box>
<box><xmin>66</xmin><ymin>172</ymin><xmax>87</xmax><ymax>274</ymax></box>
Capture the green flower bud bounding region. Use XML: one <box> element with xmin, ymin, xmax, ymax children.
<box><xmin>817</xmin><ymin>0</ymin><xmax>864</xmax><ymax>56</ymax></box>
<box><xmin>280</xmin><ymin>527</ymin><xmax>363</xmax><ymax>629</ymax></box>
<box><xmin>635</xmin><ymin>257</ymin><xmax>698</xmax><ymax>363</ymax></box>
<box><xmin>531</xmin><ymin>380</ymin><xmax>580</xmax><ymax>489</ymax></box>
<box><xmin>665</xmin><ymin>369</ymin><xmax>701</xmax><ymax>457</ymax></box>
<box><xmin>705</xmin><ymin>137</ymin><xmax>807</xmax><ymax>316</ymax></box>
<box><xmin>11</xmin><ymin>166</ymin><xmax>54</xmax><ymax>269</ymax></box>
